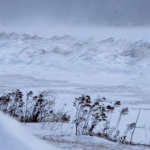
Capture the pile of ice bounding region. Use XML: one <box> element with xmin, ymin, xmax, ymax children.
<box><xmin>0</xmin><ymin>32</ymin><xmax>150</xmax><ymax>86</ymax></box>
<box><xmin>0</xmin><ymin>32</ymin><xmax>150</xmax><ymax>60</ymax></box>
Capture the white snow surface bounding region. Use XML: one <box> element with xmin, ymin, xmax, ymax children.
<box><xmin>0</xmin><ymin>33</ymin><xmax>150</xmax><ymax>86</ymax></box>
<box><xmin>0</xmin><ymin>32</ymin><xmax>150</xmax><ymax>90</ymax></box>
<box><xmin>1</xmin><ymin>32</ymin><xmax>150</xmax><ymax>150</ymax></box>
<box><xmin>0</xmin><ymin>112</ymin><xmax>59</xmax><ymax>150</ymax></box>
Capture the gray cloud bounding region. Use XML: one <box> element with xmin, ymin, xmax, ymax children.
<box><xmin>0</xmin><ymin>0</ymin><xmax>150</xmax><ymax>28</ymax></box>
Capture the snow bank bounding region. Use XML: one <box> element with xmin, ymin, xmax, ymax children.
<box><xmin>0</xmin><ymin>112</ymin><xmax>59</xmax><ymax>150</ymax></box>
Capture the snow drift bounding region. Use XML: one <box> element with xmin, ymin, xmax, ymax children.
<box><xmin>0</xmin><ymin>112</ymin><xmax>58</xmax><ymax>150</ymax></box>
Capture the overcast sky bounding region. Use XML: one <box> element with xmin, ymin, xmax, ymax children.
<box><xmin>0</xmin><ymin>0</ymin><xmax>150</xmax><ymax>28</ymax></box>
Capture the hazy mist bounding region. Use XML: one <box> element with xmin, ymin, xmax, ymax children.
<box><xmin>0</xmin><ymin>0</ymin><xmax>150</xmax><ymax>27</ymax></box>
<box><xmin>0</xmin><ymin>0</ymin><xmax>150</xmax><ymax>39</ymax></box>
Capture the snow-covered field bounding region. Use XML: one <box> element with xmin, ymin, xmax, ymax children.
<box><xmin>0</xmin><ymin>30</ymin><xmax>150</xmax><ymax>149</ymax></box>
<box><xmin>0</xmin><ymin>31</ymin><xmax>150</xmax><ymax>103</ymax></box>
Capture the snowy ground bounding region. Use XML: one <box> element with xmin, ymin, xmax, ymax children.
<box><xmin>23</xmin><ymin>121</ymin><xmax>150</xmax><ymax>150</ymax></box>
<box><xmin>1</xmin><ymin>111</ymin><xmax>148</xmax><ymax>150</ymax></box>
<box><xmin>0</xmin><ymin>31</ymin><xmax>150</xmax><ymax>149</ymax></box>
